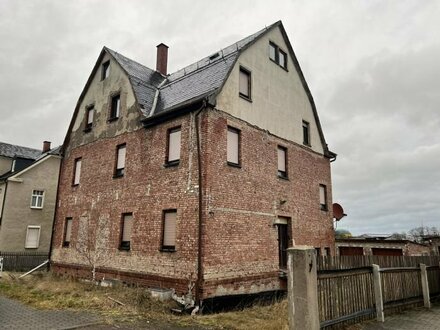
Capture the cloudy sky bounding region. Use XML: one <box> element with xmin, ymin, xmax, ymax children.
<box><xmin>1</xmin><ymin>0</ymin><xmax>439</xmax><ymax>235</ymax></box>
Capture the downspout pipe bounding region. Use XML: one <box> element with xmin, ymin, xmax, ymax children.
<box><xmin>194</xmin><ymin>100</ymin><xmax>207</xmax><ymax>307</ymax></box>
<box><xmin>48</xmin><ymin>157</ymin><xmax>63</xmax><ymax>266</ymax></box>
<box><xmin>0</xmin><ymin>180</ymin><xmax>8</xmax><ymax>226</ymax></box>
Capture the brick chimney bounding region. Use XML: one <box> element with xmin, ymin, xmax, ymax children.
<box><xmin>156</xmin><ymin>43</ymin><xmax>169</xmax><ymax>76</ymax></box>
<box><xmin>42</xmin><ymin>141</ymin><xmax>51</xmax><ymax>153</ymax></box>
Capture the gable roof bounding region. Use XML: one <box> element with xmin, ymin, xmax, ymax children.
<box><xmin>0</xmin><ymin>145</ymin><xmax>61</xmax><ymax>181</ymax></box>
<box><xmin>0</xmin><ymin>141</ymin><xmax>41</xmax><ymax>160</ymax></box>
<box><xmin>105</xmin><ymin>22</ymin><xmax>274</xmax><ymax>118</ymax></box>
<box><xmin>64</xmin><ymin>20</ymin><xmax>335</xmax><ymax>158</ymax></box>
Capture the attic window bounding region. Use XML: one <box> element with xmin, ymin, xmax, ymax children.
<box><xmin>109</xmin><ymin>94</ymin><xmax>121</xmax><ymax>120</ymax></box>
<box><xmin>269</xmin><ymin>42</ymin><xmax>288</xmax><ymax>70</ymax></box>
<box><xmin>239</xmin><ymin>67</ymin><xmax>251</xmax><ymax>101</ymax></box>
<box><xmin>102</xmin><ymin>61</ymin><xmax>110</xmax><ymax>80</ymax></box>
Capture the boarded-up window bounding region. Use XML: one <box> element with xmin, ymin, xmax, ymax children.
<box><xmin>277</xmin><ymin>146</ymin><xmax>287</xmax><ymax>178</ymax></box>
<box><xmin>120</xmin><ymin>213</ymin><xmax>133</xmax><ymax>250</ymax></box>
<box><xmin>25</xmin><ymin>226</ymin><xmax>40</xmax><ymax>249</ymax></box>
<box><xmin>319</xmin><ymin>184</ymin><xmax>327</xmax><ymax>211</ymax></box>
<box><xmin>227</xmin><ymin>127</ymin><xmax>240</xmax><ymax>166</ymax></box>
<box><xmin>110</xmin><ymin>94</ymin><xmax>120</xmax><ymax>119</ymax></box>
<box><xmin>73</xmin><ymin>158</ymin><xmax>82</xmax><ymax>185</ymax></box>
<box><xmin>162</xmin><ymin>210</ymin><xmax>177</xmax><ymax>251</ymax></box>
<box><xmin>239</xmin><ymin>67</ymin><xmax>251</xmax><ymax>99</ymax></box>
<box><xmin>63</xmin><ymin>218</ymin><xmax>72</xmax><ymax>247</ymax></box>
<box><xmin>167</xmin><ymin>127</ymin><xmax>181</xmax><ymax>164</ymax></box>
<box><xmin>31</xmin><ymin>190</ymin><xmax>44</xmax><ymax>208</ymax></box>
<box><xmin>115</xmin><ymin>144</ymin><xmax>126</xmax><ymax>177</ymax></box>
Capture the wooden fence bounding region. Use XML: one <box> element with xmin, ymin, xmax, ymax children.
<box><xmin>0</xmin><ymin>252</ymin><xmax>49</xmax><ymax>272</ymax></box>
<box><xmin>317</xmin><ymin>256</ymin><xmax>440</xmax><ymax>329</ymax></box>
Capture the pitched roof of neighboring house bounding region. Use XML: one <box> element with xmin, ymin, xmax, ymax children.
<box><xmin>0</xmin><ymin>145</ymin><xmax>62</xmax><ymax>181</ymax></box>
<box><xmin>0</xmin><ymin>141</ymin><xmax>42</xmax><ymax>160</ymax></box>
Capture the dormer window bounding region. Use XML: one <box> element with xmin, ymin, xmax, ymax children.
<box><xmin>269</xmin><ymin>42</ymin><xmax>288</xmax><ymax>70</ymax></box>
<box><xmin>102</xmin><ymin>61</ymin><xmax>110</xmax><ymax>80</ymax></box>
<box><xmin>109</xmin><ymin>94</ymin><xmax>120</xmax><ymax>120</ymax></box>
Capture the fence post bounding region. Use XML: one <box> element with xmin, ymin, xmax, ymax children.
<box><xmin>372</xmin><ymin>264</ymin><xmax>384</xmax><ymax>322</ymax></box>
<box><xmin>420</xmin><ymin>263</ymin><xmax>431</xmax><ymax>308</ymax></box>
<box><xmin>287</xmin><ymin>246</ymin><xmax>319</xmax><ymax>330</ymax></box>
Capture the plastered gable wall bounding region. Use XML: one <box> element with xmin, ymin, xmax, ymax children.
<box><xmin>216</xmin><ymin>27</ymin><xmax>324</xmax><ymax>155</ymax></box>
<box><xmin>0</xmin><ymin>156</ymin><xmax>60</xmax><ymax>252</ymax></box>
<box><xmin>66</xmin><ymin>52</ymin><xmax>139</xmax><ymax>156</ymax></box>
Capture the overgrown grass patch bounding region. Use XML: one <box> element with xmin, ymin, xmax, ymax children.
<box><xmin>0</xmin><ymin>272</ymin><xmax>288</xmax><ymax>329</ymax></box>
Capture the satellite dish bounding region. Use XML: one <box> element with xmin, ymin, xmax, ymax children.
<box><xmin>333</xmin><ymin>203</ymin><xmax>347</xmax><ymax>221</ymax></box>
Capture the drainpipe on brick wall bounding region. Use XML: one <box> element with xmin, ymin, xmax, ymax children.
<box><xmin>194</xmin><ymin>100</ymin><xmax>206</xmax><ymax>307</ymax></box>
<box><xmin>48</xmin><ymin>158</ymin><xmax>63</xmax><ymax>265</ymax></box>
<box><xmin>0</xmin><ymin>181</ymin><xmax>8</xmax><ymax>225</ymax></box>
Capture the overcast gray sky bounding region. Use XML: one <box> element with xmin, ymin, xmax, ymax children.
<box><xmin>1</xmin><ymin>0</ymin><xmax>439</xmax><ymax>235</ymax></box>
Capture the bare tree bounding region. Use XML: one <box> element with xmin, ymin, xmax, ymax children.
<box><xmin>74</xmin><ymin>214</ymin><xmax>112</xmax><ymax>282</ymax></box>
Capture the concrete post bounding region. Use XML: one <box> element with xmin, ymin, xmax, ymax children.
<box><xmin>420</xmin><ymin>263</ymin><xmax>431</xmax><ymax>308</ymax></box>
<box><xmin>287</xmin><ymin>246</ymin><xmax>319</xmax><ymax>330</ymax></box>
<box><xmin>372</xmin><ymin>264</ymin><xmax>384</xmax><ymax>322</ymax></box>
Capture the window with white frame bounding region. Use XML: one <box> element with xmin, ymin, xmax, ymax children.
<box><xmin>25</xmin><ymin>226</ymin><xmax>40</xmax><ymax>249</ymax></box>
<box><xmin>114</xmin><ymin>144</ymin><xmax>126</xmax><ymax>177</ymax></box>
<box><xmin>30</xmin><ymin>190</ymin><xmax>44</xmax><ymax>209</ymax></box>
<box><xmin>166</xmin><ymin>127</ymin><xmax>181</xmax><ymax>165</ymax></box>
<box><xmin>227</xmin><ymin>126</ymin><xmax>240</xmax><ymax>166</ymax></box>
<box><xmin>73</xmin><ymin>158</ymin><xmax>82</xmax><ymax>185</ymax></box>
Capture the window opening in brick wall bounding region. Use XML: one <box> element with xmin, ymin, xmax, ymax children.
<box><xmin>162</xmin><ymin>210</ymin><xmax>177</xmax><ymax>251</ymax></box>
<box><xmin>319</xmin><ymin>184</ymin><xmax>328</xmax><ymax>211</ymax></box>
<box><xmin>227</xmin><ymin>126</ymin><xmax>241</xmax><ymax>167</ymax></box>
<box><xmin>120</xmin><ymin>213</ymin><xmax>133</xmax><ymax>250</ymax></box>
<box><xmin>166</xmin><ymin>127</ymin><xmax>181</xmax><ymax>166</ymax></box>
<box><xmin>63</xmin><ymin>217</ymin><xmax>72</xmax><ymax>247</ymax></box>
<box><xmin>114</xmin><ymin>144</ymin><xmax>126</xmax><ymax>177</ymax></box>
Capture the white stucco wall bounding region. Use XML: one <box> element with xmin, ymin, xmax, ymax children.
<box><xmin>216</xmin><ymin>27</ymin><xmax>324</xmax><ymax>154</ymax></box>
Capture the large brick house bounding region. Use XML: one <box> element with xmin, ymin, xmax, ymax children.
<box><xmin>51</xmin><ymin>21</ymin><xmax>336</xmax><ymax>302</ymax></box>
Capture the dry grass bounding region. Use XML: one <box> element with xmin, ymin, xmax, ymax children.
<box><xmin>0</xmin><ymin>272</ymin><xmax>288</xmax><ymax>329</ymax></box>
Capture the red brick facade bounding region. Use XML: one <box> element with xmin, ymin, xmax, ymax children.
<box><xmin>51</xmin><ymin>108</ymin><xmax>334</xmax><ymax>299</ymax></box>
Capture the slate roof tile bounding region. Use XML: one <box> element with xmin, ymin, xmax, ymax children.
<box><xmin>105</xmin><ymin>22</ymin><xmax>276</xmax><ymax>117</ymax></box>
<box><xmin>0</xmin><ymin>142</ymin><xmax>41</xmax><ymax>160</ymax></box>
